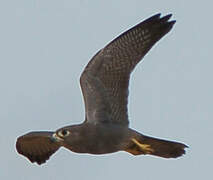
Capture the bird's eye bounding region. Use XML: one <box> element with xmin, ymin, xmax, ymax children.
<box><xmin>58</xmin><ymin>129</ymin><xmax>70</xmax><ymax>137</ymax></box>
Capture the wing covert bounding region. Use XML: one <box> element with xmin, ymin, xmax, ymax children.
<box><xmin>80</xmin><ymin>14</ymin><xmax>175</xmax><ymax>126</ymax></box>
<box><xmin>16</xmin><ymin>131</ymin><xmax>60</xmax><ymax>165</ymax></box>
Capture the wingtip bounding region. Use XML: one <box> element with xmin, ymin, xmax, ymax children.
<box><xmin>16</xmin><ymin>131</ymin><xmax>60</xmax><ymax>165</ymax></box>
<box><xmin>16</xmin><ymin>136</ymin><xmax>23</xmax><ymax>154</ymax></box>
<box><xmin>184</xmin><ymin>143</ymin><xmax>189</xmax><ymax>149</ymax></box>
<box><xmin>144</xmin><ymin>13</ymin><xmax>176</xmax><ymax>26</ymax></box>
<box><xmin>152</xmin><ymin>13</ymin><xmax>172</xmax><ymax>19</ymax></box>
<box><xmin>153</xmin><ymin>13</ymin><xmax>161</xmax><ymax>18</ymax></box>
<box><xmin>148</xmin><ymin>13</ymin><xmax>161</xmax><ymax>20</ymax></box>
<box><xmin>161</xmin><ymin>14</ymin><xmax>173</xmax><ymax>21</ymax></box>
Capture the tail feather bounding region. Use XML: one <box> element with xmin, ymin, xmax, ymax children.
<box><xmin>126</xmin><ymin>135</ymin><xmax>188</xmax><ymax>158</ymax></box>
<box><xmin>142</xmin><ymin>135</ymin><xmax>188</xmax><ymax>158</ymax></box>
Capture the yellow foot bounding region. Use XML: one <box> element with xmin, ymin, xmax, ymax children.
<box><xmin>132</xmin><ymin>138</ymin><xmax>154</xmax><ymax>154</ymax></box>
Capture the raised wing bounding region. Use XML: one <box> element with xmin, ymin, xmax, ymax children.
<box><xmin>80</xmin><ymin>14</ymin><xmax>175</xmax><ymax>126</ymax></box>
<box><xmin>16</xmin><ymin>131</ymin><xmax>60</xmax><ymax>165</ymax></box>
<box><xmin>80</xmin><ymin>71</ymin><xmax>113</xmax><ymax>124</ymax></box>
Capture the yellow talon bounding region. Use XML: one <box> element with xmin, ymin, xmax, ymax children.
<box><xmin>132</xmin><ymin>138</ymin><xmax>154</xmax><ymax>154</ymax></box>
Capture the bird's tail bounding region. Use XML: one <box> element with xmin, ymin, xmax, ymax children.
<box><xmin>125</xmin><ymin>134</ymin><xmax>188</xmax><ymax>158</ymax></box>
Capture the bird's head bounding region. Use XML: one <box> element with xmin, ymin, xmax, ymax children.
<box><xmin>51</xmin><ymin>125</ymin><xmax>87</xmax><ymax>153</ymax></box>
<box><xmin>51</xmin><ymin>125</ymin><xmax>82</xmax><ymax>145</ymax></box>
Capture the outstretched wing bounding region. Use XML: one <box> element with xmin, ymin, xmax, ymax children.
<box><xmin>16</xmin><ymin>131</ymin><xmax>60</xmax><ymax>165</ymax></box>
<box><xmin>80</xmin><ymin>14</ymin><xmax>175</xmax><ymax>126</ymax></box>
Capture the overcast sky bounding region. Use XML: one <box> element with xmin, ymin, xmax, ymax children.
<box><xmin>1</xmin><ymin>0</ymin><xmax>212</xmax><ymax>179</ymax></box>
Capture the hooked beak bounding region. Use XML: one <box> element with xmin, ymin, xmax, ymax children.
<box><xmin>51</xmin><ymin>133</ymin><xmax>64</xmax><ymax>142</ymax></box>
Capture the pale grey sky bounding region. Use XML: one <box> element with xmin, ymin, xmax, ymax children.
<box><xmin>1</xmin><ymin>0</ymin><xmax>212</xmax><ymax>179</ymax></box>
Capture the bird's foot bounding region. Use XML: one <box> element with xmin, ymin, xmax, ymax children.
<box><xmin>131</xmin><ymin>138</ymin><xmax>154</xmax><ymax>154</ymax></box>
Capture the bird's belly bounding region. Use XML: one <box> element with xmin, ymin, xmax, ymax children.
<box><xmin>72</xmin><ymin>130</ymin><xmax>126</xmax><ymax>154</ymax></box>
<box><xmin>86</xmin><ymin>137</ymin><xmax>122</xmax><ymax>154</ymax></box>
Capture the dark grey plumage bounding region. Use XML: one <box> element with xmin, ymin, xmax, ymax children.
<box><xmin>81</xmin><ymin>13</ymin><xmax>175</xmax><ymax>126</ymax></box>
<box><xmin>16</xmin><ymin>14</ymin><xmax>187</xmax><ymax>165</ymax></box>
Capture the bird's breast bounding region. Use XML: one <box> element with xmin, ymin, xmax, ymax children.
<box><xmin>70</xmin><ymin>124</ymin><xmax>128</xmax><ymax>154</ymax></box>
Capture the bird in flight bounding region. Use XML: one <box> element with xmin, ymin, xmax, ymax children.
<box><xmin>16</xmin><ymin>13</ymin><xmax>188</xmax><ymax>165</ymax></box>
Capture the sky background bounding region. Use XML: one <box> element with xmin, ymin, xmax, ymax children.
<box><xmin>1</xmin><ymin>0</ymin><xmax>212</xmax><ymax>179</ymax></box>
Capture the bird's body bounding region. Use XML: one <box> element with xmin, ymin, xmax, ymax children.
<box><xmin>54</xmin><ymin>124</ymin><xmax>186</xmax><ymax>157</ymax></box>
<box><xmin>16</xmin><ymin>13</ymin><xmax>188</xmax><ymax>165</ymax></box>
<box><xmin>56</xmin><ymin>124</ymin><xmax>130</xmax><ymax>154</ymax></box>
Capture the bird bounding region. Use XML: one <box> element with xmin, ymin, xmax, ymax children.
<box><xmin>16</xmin><ymin>13</ymin><xmax>188</xmax><ymax>165</ymax></box>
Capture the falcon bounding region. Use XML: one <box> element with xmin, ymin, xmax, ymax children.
<box><xmin>16</xmin><ymin>13</ymin><xmax>188</xmax><ymax>165</ymax></box>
